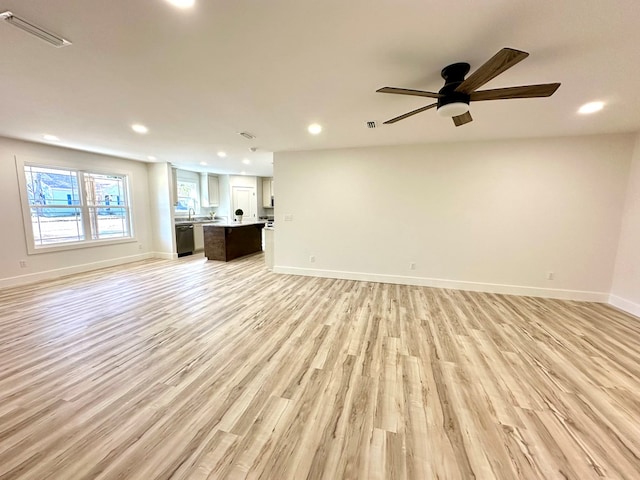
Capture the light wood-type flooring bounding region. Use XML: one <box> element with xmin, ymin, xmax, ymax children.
<box><xmin>0</xmin><ymin>253</ymin><xmax>639</xmax><ymax>479</ymax></box>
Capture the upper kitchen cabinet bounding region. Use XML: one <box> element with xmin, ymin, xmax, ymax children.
<box><xmin>208</xmin><ymin>175</ymin><xmax>220</xmax><ymax>207</ymax></box>
<box><xmin>200</xmin><ymin>173</ymin><xmax>220</xmax><ymax>208</ymax></box>
<box><xmin>262</xmin><ymin>177</ymin><xmax>274</xmax><ymax>208</ymax></box>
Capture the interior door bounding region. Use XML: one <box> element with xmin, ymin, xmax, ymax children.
<box><xmin>232</xmin><ymin>186</ymin><xmax>256</xmax><ymax>221</ymax></box>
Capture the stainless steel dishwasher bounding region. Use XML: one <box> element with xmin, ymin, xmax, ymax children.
<box><xmin>175</xmin><ymin>224</ymin><xmax>194</xmax><ymax>257</ymax></box>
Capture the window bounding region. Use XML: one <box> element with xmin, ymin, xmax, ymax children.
<box><xmin>23</xmin><ymin>164</ymin><xmax>132</xmax><ymax>250</ymax></box>
<box><xmin>175</xmin><ymin>180</ymin><xmax>198</xmax><ymax>213</ymax></box>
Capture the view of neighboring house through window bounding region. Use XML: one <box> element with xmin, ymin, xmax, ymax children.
<box><xmin>176</xmin><ymin>180</ymin><xmax>198</xmax><ymax>213</ymax></box>
<box><xmin>24</xmin><ymin>164</ymin><xmax>132</xmax><ymax>248</ymax></box>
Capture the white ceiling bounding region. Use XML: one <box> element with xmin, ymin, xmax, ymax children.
<box><xmin>1</xmin><ymin>0</ymin><xmax>639</xmax><ymax>176</ymax></box>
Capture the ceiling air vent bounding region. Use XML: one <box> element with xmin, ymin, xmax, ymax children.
<box><xmin>367</xmin><ymin>121</ymin><xmax>377</xmax><ymax>129</ymax></box>
<box><xmin>238</xmin><ymin>131</ymin><xmax>256</xmax><ymax>140</ymax></box>
<box><xmin>0</xmin><ymin>11</ymin><xmax>72</xmax><ymax>47</ymax></box>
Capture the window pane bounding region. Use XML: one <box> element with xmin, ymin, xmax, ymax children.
<box><xmin>25</xmin><ymin>166</ymin><xmax>80</xmax><ymax>207</ymax></box>
<box><xmin>31</xmin><ymin>207</ymin><xmax>84</xmax><ymax>245</ymax></box>
<box><xmin>176</xmin><ymin>181</ymin><xmax>198</xmax><ymax>212</ymax></box>
<box><xmin>89</xmin><ymin>207</ymin><xmax>130</xmax><ymax>239</ymax></box>
<box><xmin>85</xmin><ymin>173</ymin><xmax>128</xmax><ymax>207</ymax></box>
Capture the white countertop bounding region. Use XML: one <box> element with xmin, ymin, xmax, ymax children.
<box><xmin>203</xmin><ymin>221</ymin><xmax>267</xmax><ymax>228</ymax></box>
<box><xmin>175</xmin><ymin>219</ymin><xmax>219</xmax><ymax>225</ymax></box>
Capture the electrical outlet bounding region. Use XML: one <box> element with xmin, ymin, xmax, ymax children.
<box><xmin>19</xmin><ymin>260</ymin><xmax>27</xmax><ymax>268</ymax></box>
<box><xmin>310</xmin><ymin>255</ymin><xmax>316</xmax><ymax>263</ymax></box>
<box><xmin>138</xmin><ymin>244</ymin><xmax>143</xmax><ymax>250</ymax></box>
<box><xmin>284</xmin><ymin>214</ymin><xmax>294</xmax><ymax>222</ymax></box>
<box><xmin>547</xmin><ymin>272</ymin><xmax>554</xmax><ymax>280</ymax></box>
<box><xmin>409</xmin><ymin>262</ymin><xmax>416</xmax><ymax>270</ymax></box>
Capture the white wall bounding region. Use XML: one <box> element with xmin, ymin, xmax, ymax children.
<box><xmin>611</xmin><ymin>133</ymin><xmax>640</xmax><ymax>315</ymax></box>
<box><xmin>274</xmin><ymin>134</ymin><xmax>635</xmax><ymax>301</ymax></box>
<box><xmin>0</xmin><ymin>136</ymin><xmax>154</xmax><ymax>288</ymax></box>
<box><xmin>147</xmin><ymin>162</ymin><xmax>175</xmax><ymax>259</ymax></box>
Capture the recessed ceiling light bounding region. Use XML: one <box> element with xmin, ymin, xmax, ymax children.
<box><xmin>242</xmin><ymin>159</ymin><xmax>251</xmax><ymax>165</ymax></box>
<box><xmin>131</xmin><ymin>124</ymin><xmax>149</xmax><ymax>134</ymax></box>
<box><xmin>578</xmin><ymin>101</ymin><xmax>605</xmax><ymax>115</ymax></box>
<box><xmin>200</xmin><ymin>161</ymin><xmax>207</xmax><ymax>166</ymax></box>
<box><xmin>43</xmin><ymin>134</ymin><xmax>59</xmax><ymax>141</ymax></box>
<box><xmin>308</xmin><ymin>123</ymin><xmax>322</xmax><ymax>135</ymax></box>
<box><xmin>165</xmin><ymin>0</ymin><xmax>195</xmax><ymax>8</ymax></box>
<box><xmin>148</xmin><ymin>155</ymin><xmax>157</xmax><ymax>161</ymax></box>
<box><xmin>217</xmin><ymin>151</ymin><xmax>227</xmax><ymax>158</ymax></box>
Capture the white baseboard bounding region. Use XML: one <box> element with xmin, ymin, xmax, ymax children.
<box><xmin>273</xmin><ymin>266</ymin><xmax>609</xmax><ymax>302</ymax></box>
<box><xmin>0</xmin><ymin>253</ymin><xmax>155</xmax><ymax>290</ymax></box>
<box><xmin>608</xmin><ymin>294</ymin><xmax>640</xmax><ymax>318</ymax></box>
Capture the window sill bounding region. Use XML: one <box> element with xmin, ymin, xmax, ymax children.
<box><xmin>28</xmin><ymin>237</ymin><xmax>138</xmax><ymax>255</ymax></box>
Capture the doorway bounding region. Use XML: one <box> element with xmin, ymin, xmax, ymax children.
<box><xmin>232</xmin><ymin>186</ymin><xmax>256</xmax><ymax>221</ymax></box>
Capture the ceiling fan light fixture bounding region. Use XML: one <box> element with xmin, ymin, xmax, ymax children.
<box><xmin>437</xmin><ymin>102</ymin><xmax>470</xmax><ymax>118</ymax></box>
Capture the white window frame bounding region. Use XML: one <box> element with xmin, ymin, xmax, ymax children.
<box><xmin>16</xmin><ymin>156</ymin><xmax>137</xmax><ymax>254</ymax></box>
<box><xmin>174</xmin><ymin>169</ymin><xmax>201</xmax><ymax>215</ymax></box>
<box><xmin>174</xmin><ymin>178</ymin><xmax>199</xmax><ymax>214</ymax></box>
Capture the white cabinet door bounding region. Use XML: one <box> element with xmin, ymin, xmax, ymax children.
<box><xmin>200</xmin><ymin>173</ymin><xmax>209</xmax><ymax>208</ymax></box>
<box><xmin>262</xmin><ymin>177</ymin><xmax>273</xmax><ymax>208</ymax></box>
<box><xmin>208</xmin><ymin>175</ymin><xmax>220</xmax><ymax>207</ymax></box>
<box><xmin>193</xmin><ymin>224</ymin><xmax>204</xmax><ymax>251</ymax></box>
<box><xmin>171</xmin><ymin>168</ymin><xmax>178</xmax><ymax>206</ymax></box>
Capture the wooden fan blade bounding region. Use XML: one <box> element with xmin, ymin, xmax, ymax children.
<box><xmin>455</xmin><ymin>48</ymin><xmax>529</xmax><ymax>94</ymax></box>
<box><xmin>452</xmin><ymin>112</ymin><xmax>473</xmax><ymax>127</ymax></box>
<box><xmin>377</xmin><ymin>87</ymin><xmax>442</xmax><ymax>98</ymax></box>
<box><xmin>470</xmin><ymin>83</ymin><xmax>561</xmax><ymax>101</ymax></box>
<box><xmin>383</xmin><ymin>103</ymin><xmax>438</xmax><ymax>124</ymax></box>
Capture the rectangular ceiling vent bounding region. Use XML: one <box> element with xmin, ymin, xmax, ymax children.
<box><xmin>0</xmin><ymin>11</ymin><xmax>72</xmax><ymax>48</ymax></box>
<box><xmin>238</xmin><ymin>131</ymin><xmax>256</xmax><ymax>140</ymax></box>
<box><xmin>367</xmin><ymin>121</ymin><xmax>377</xmax><ymax>129</ymax></box>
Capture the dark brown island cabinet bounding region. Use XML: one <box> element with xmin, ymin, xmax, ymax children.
<box><xmin>203</xmin><ymin>222</ymin><xmax>265</xmax><ymax>261</ymax></box>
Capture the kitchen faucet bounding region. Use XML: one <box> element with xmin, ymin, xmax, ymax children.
<box><xmin>188</xmin><ymin>207</ymin><xmax>195</xmax><ymax>221</ymax></box>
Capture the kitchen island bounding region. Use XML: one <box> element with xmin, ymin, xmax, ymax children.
<box><xmin>203</xmin><ymin>222</ymin><xmax>266</xmax><ymax>261</ymax></box>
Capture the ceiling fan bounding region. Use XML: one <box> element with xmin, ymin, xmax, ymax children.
<box><xmin>377</xmin><ymin>47</ymin><xmax>560</xmax><ymax>127</ymax></box>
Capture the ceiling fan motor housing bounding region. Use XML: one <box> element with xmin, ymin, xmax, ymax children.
<box><xmin>438</xmin><ymin>62</ymin><xmax>471</xmax><ymax>111</ymax></box>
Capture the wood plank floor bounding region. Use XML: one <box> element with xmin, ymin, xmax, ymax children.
<box><xmin>0</xmin><ymin>253</ymin><xmax>639</xmax><ymax>479</ymax></box>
